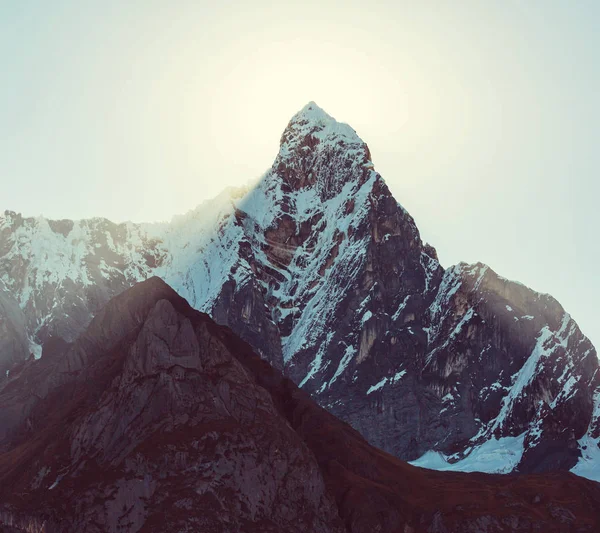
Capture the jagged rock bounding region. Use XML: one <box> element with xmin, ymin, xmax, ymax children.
<box><xmin>0</xmin><ymin>279</ymin><xmax>345</xmax><ymax>532</ymax></box>
<box><xmin>0</xmin><ymin>279</ymin><xmax>599</xmax><ymax>532</ymax></box>
<box><xmin>0</xmin><ymin>103</ymin><xmax>597</xmax><ymax>477</ymax></box>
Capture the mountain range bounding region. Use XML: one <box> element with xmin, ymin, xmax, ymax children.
<box><xmin>0</xmin><ymin>102</ymin><xmax>598</xmax><ymax>483</ymax></box>
<box><xmin>0</xmin><ymin>276</ymin><xmax>599</xmax><ymax>532</ymax></box>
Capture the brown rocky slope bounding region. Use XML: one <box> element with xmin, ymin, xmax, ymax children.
<box><xmin>0</xmin><ymin>278</ymin><xmax>598</xmax><ymax>532</ymax></box>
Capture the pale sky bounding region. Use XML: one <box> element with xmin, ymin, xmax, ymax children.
<box><xmin>1</xmin><ymin>1</ymin><xmax>598</xmax><ymax>348</ymax></box>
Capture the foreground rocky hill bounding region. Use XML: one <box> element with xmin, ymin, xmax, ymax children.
<box><xmin>0</xmin><ymin>278</ymin><xmax>599</xmax><ymax>532</ymax></box>
<box><xmin>0</xmin><ymin>102</ymin><xmax>598</xmax><ymax>478</ymax></box>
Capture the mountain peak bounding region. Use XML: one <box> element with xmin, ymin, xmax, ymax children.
<box><xmin>294</xmin><ymin>101</ymin><xmax>332</xmax><ymax>122</ymax></box>
<box><xmin>275</xmin><ymin>103</ymin><xmax>373</xmax><ymax>190</ymax></box>
<box><xmin>279</xmin><ymin>102</ymin><xmax>366</xmax><ymax>152</ymax></box>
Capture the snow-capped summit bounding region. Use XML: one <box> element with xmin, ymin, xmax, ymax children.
<box><xmin>0</xmin><ymin>103</ymin><xmax>598</xmax><ymax>481</ymax></box>
<box><xmin>276</xmin><ymin>102</ymin><xmax>372</xmax><ymax>194</ymax></box>
<box><xmin>281</xmin><ymin>101</ymin><xmax>363</xmax><ymax>146</ymax></box>
<box><xmin>291</xmin><ymin>100</ymin><xmax>331</xmax><ymax>122</ymax></box>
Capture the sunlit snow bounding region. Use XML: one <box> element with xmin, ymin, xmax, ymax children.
<box><xmin>410</xmin><ymin>433</ymin><xmax>526</xmax><ymax>474</ymax></box>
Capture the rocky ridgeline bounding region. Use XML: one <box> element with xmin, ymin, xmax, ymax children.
<box><xmin>0</xmin><ymin>102</ymin><xmax>598</xmax><ymax>477</ymax></box>
<box><xmin>0</xmin><ymin>278</ymin><xmax>599</xmax><ymax>532</ymax></box>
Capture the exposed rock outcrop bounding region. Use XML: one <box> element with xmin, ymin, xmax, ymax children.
<box><xmin>0</xmin><ymin>281</ymin><xmax>29</xmax><ymax>381</ymax></box>
<box><xmin>0</xmin><ymin>279</ymin><xmax>599</xmax><ymax>532</ymax></box>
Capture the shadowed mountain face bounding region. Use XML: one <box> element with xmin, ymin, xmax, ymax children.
<box><xmin>0</xmin><ymin>282</ymin><xmax>29</xmax><ymax>380</ymax></box>
<box><xmin>0</xmin><ymin>278</ymin><xmax>599</xmax><ymax>532</ymax></box>
<box><xmin>0</xmin><ymin>102</ymin><xmax>598</xmax><ymax>477</ymax></box>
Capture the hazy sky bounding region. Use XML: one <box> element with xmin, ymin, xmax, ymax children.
<box><xmin>1</xmin><ymin>1</ymin><xmax>598</xmax><ymax>347</ymax></box>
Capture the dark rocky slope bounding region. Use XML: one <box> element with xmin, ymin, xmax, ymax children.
<box><xmin>0</xmin><ymin>278</ymin><xmax>599</xmax><ymax>532</ymax></box>
<box><xmin>0</xmin><ymin>282</ymin><xmax>29</xmax><ymax>381</ymax></box>
<box><xmin>0</xmin><ymin>278</ymin><xmax>343</xmax><ymax>533</ymax></box>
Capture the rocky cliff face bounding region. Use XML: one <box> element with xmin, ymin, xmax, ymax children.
<box><xmin>0</xmin><ymin>102</ymin><xmax>598</xmax><ymax>478</ymax></box>
<box><xmin>0</xmin><ymin>281</ymin><xmax>29</xmax><ymax>380</ymax></box>
<box><xmin>0</xmin><ymin>278</ymin><xmax>599</xmax><ymax>532</ymax></box>
<box><xmin>0</xmin><ymin>278</ymin><xmax>345</xmax><ymax>532</ymax></box>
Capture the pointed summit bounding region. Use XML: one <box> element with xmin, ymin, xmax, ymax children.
<box><xmin>292</xmin><ymin>101</ymin><xmax>335</xmax><ymax>125</ymax></box>
<box><xmin>276</xmin><ymin>102</ymin><xmax>373</xmax><ymax>189</ymax></box>
<box><xmin>279</xmin><ymin>102</ymin><xmax>366</xmax><ymax>152</ymax></box>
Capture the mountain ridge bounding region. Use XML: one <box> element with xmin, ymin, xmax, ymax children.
<box><xmin>0</xmin><ymin>277</ymin><xmax>599</xmax><ymax>532</ymax></box>
<box><xmin>0</xmin><ymin>102</ymin><xmax>598</xmax><ymax>480</ymax></box>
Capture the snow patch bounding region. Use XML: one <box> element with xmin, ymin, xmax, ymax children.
<box><xmin>328</xmin><ymin>345</ymin><xmax>356</xmax><ymax>389</ymax></box>
<box><xmin>410</xmin><ymin>433</ymin><xmax>526</xmax><ymax>474</ymax></box>
<box><xmin>366</xmin><ymin>370</ymin><xmax>406</xmax><ymax>395</ymax></box>
<box><xmin>487</xmin><ymin>314</ymin><xmax>573</xmax><ymax>435</ymax></box>
<box><xmin>392</xmin><ymin>295</ymin><xmax>410</xmax><ymax>321</ymax></box>
<box><xmin>29</xmin><ymin>339</ymin><xmax>42</xmax><ymax>360</ymax></box>
<box><xmin>572</xmin><ymin>390</ymin><xmax>600</xmax><ymax>482</ymax></box>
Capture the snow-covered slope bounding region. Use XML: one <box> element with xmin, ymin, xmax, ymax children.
<box><xmin>0</xmin><ymin>102</ymin><xmax>598</xmax><ymax>478</ymax></box>
<box><xmin>410</xmin><ymin>263</ymin><xmax>598</xmax><ymax>473</ymax></box>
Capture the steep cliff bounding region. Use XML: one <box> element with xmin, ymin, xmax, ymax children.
<box><xmin>0</xmin><ymin>102</ymin><xmax>597</xmax><ymax>477</ymax></box>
